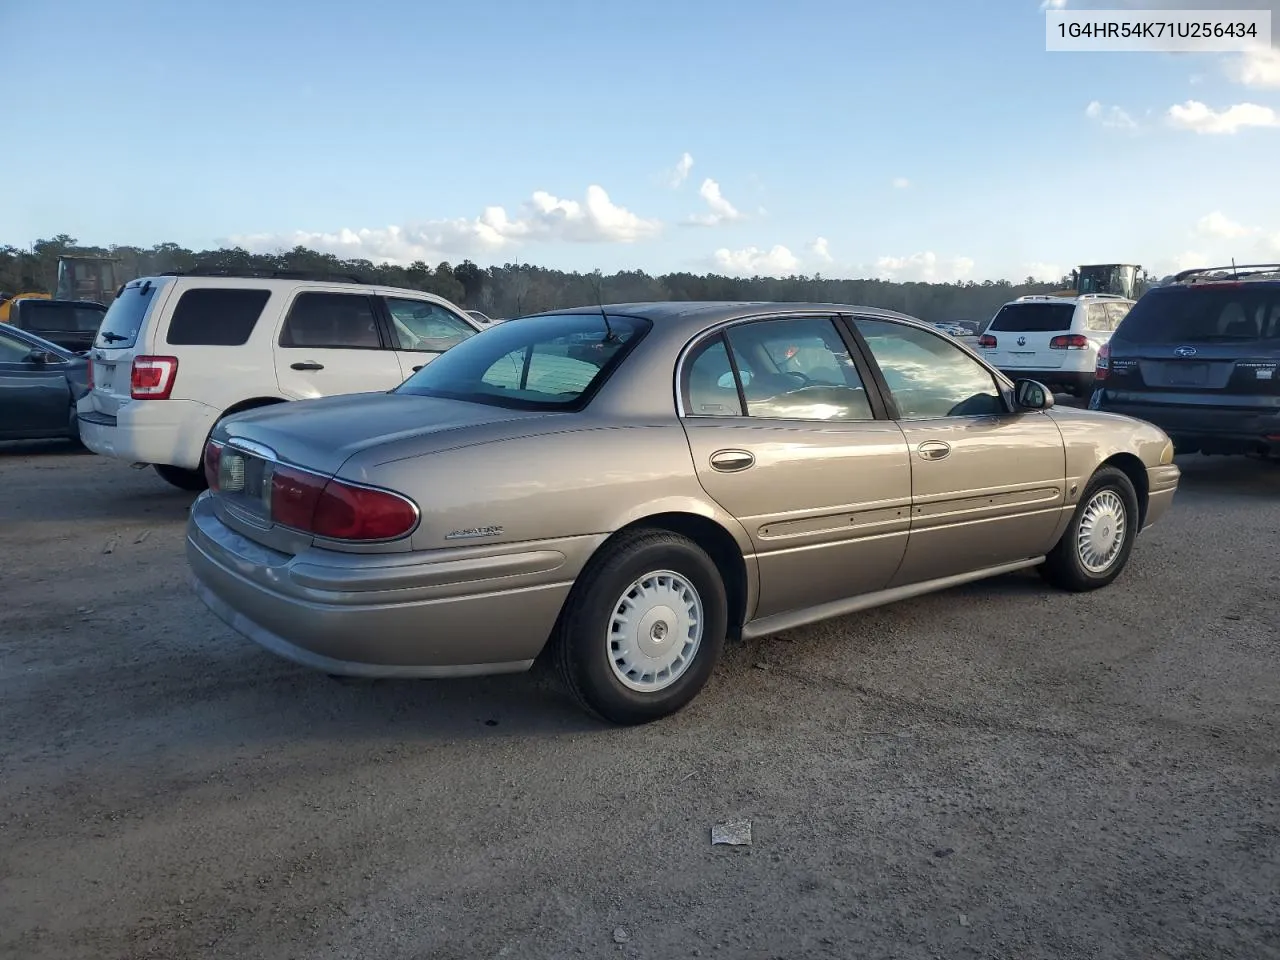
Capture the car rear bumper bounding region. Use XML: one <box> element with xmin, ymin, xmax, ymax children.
<box><xmin>185</xmin><ymin>492</ymin><xmax>589</xmax><ymax>677</ymax></box>
<box><xmin>1094</xmin><ymin>394</ymin><xmax>1280</xmax><ymax>454</ymax></box>
<box><xmin>77</xmin><ymin>398</ymin><xmax>220</xmax><ymax>470</ymax></box>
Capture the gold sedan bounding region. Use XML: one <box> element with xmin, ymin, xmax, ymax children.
<box><xmin>186</xmin><ymin>302</ymin><xmax>1180</xmax><ymax>724</ymax></box>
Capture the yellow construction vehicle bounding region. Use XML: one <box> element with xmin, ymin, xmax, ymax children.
<box><xmin>55</xmin><ymin>255</ymin><xmax>124</xmax><ymax>305</ymax></box>
<box><xmin>0</xmin><ymin>291</ymin><xmax>51</xmax><ymax>323</ymax></box>
<box><xmin>1049</xmin><ymin>264</ymin><xmax>1146</xmax><ymax>300</ymax></box>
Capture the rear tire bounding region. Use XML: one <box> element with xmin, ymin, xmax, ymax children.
<box><xmin>554</xmin><ymin>529</ymin><xmax>728</xmax><ymax>725</ymax></box>
<box><xmin>1039</xmin><ymin>466</ymin><xmax>1140</xmax><ymax>592</ymax></box>
<box><xmin>154</xmin><ymin>463</ymin><xmax>208</xmax><ymax>491</ymax></box>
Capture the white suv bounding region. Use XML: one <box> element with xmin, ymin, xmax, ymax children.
<box><xmin>976</xmin><ymin>293</ymin><xmax>1134</xmax><ymax>396</ymax></box>
<box><xmin>77</xmin><ymin>271</ymin><xmax>483</xmax><ymax>489</ymax></box>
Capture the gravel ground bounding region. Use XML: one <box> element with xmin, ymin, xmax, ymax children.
<box><xmin>1</xmin><ymin>441</ymin><xmax>1278</xmax><ymax>960</ymax></box>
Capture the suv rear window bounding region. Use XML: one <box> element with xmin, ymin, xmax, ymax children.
<box><xmin>987</xmin><ymin>302</ymin><xmax>1076</xmax><ymax>332</ymax></box>
<box><xmin>19</xmin><ymin>300</ymin><xmax>106</xmax><ymax>332</ymax></box>
<box><xmin>394</xmin><ymin>312</ymin><xmax>650</xmax><ymax>411</ymax></box>
<box><xmin>1113</xmin><ymin>285</ymin><xmax>1280</xmax><ymax>344</ymax></box>
<box><xmin>95</xmin><ymin>280</ymin><xmax>166</xmax><ymax>350</ymax></box>
<box><xmin>166</xmin><ymin>288</ymin><xmax>272</xmax><ymax>346</ymax></box>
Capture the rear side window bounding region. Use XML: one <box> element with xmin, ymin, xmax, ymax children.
<box><xmin>166</xmin><ymin>288</ymin><xmax>271</xmax><ymax>346</ymax></box>
<box><xmin>279</xmin><ymin>293</ymin><xmax>383</xmax><ymax>349</ymax></box>
<box><xmin>95</xmin><ymin>281</ymin><xmax>165</xmax><ymax>349</ymax></box>
<box><xmin>19</xmin><ymin>301</ymin><xmax>106</xmax><ymax>332</ymax></box>
<box><xmin>384</xmin><ymin>298</ymin><xmax>476</xmax><ymax>352</ymax></box>
<box><xmin>987</xmin><ymin>302</ymin><xmax>1076</xmax><ymax>332</ymax></box>
<box><xmin>1114</xmin><ymin>285</ymin><xmax>1280</xmax><ymax>344</ymax></box>
<box><xmin>1084</xmin><ymin>303</ymin><xmax>1111</xmax><ymax>331</ymax></box>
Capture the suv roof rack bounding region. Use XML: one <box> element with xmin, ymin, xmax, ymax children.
<box><xmin>158</xmin><ymin>267</ymin><xmax>369</xmax><ymax>284</ymax></box>
<box><xmin>1173</xmin><ymin>263</ymin><xmax>1280</xmax><ymax>283</ymax></box>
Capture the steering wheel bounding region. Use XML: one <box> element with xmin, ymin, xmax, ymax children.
<box><xmin>783</xmin><ymin>370</ymin><xmax>816</xmax><ymax>387</ymax></box>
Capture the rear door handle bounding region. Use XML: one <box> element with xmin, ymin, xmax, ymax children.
<box><xmin>290</xmin><ymin>361</ymin><xmax>324</xmax><ymax>371</ymax></box>
<box><xmin>917</xmin><ymin>440</ymin><xmax>951</xmax><ymax>461</ymax></box>
<box><xmin>710</xmin><ymin>449</ymin><xmax>755</xmax><ymax>472</ymax></box>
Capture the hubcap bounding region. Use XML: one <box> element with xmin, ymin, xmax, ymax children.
<box><xmin>607</xmin><ymin>570</ymin><xmax>704</xmax><ymax>693</ymax></box>
<box><xmin>1077</xmin><ymin>489</ymin><xmax>1127</xmax><ymax>574</ymax></box>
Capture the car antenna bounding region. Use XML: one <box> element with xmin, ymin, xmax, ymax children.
<box><xmin>1232</xmin><ymin>257</ymin><xmax>1238</xmax><ymax>280</ymax></box>
<box><xmin>590</xmin><ymin>270</ymin><xmax>619</xmax><ymax>342</ymax></box>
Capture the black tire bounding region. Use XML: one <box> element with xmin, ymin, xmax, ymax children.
<box><xmin>1039</xmin><ymin>466</ymin><xmax>1140</xmax><ymax>592</ymax></box>
<box><xmin>554</xmin><ymin>529</ymin><xmax>728</xmax><ymax>725</ymax></box>
<box><xmin>154</xmin><ymin>463</ymin><xmax>209</xmax><ymax>491</ymax></box>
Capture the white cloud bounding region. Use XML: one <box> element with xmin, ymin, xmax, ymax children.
<box><xmin>1225</xmin><ymin>47</ymin><xmax>1280</xmax><ymax>89</ymax></box>
<box><xmin>873</xmin><ymin>252</ymin><xmax>976</xmax><ymax>283</ymax></box>
<box><xmin>1167</xmin><ymin>99</ymin><xmax>1279</xmax><ymax>133</ymax></box>
<box><xmin>228</xmin><ymin>184</ymin><xmax>661</xmax><ymax>265</ymax></box>
<box><xmin>809</xmin><ymin>237</ymin><xmax>833</xmax><ymax>263</ymax></box>
<box><xmin>1196</xmin><ymin>211</ymin><xmax>1255</xmax><ymax>239</ymax></box>
<box><xmin>686</xmin><ymin>178</ymin><xmax>744</xmax><ymax>226</ymax></box>
<box><xmin>1025</xmin><ymin>261</ymin><xmax>1063</xmax><ymax>281</ymax></box>
<box><xmin>1085</xmin><ymin>100</ymin><xmax>1138</xmax><ymax>130</ymax></box>
<box><xmin>1040</xmin><ymin>0</ymin><xmax>1068</xmax><ymax>9</ymax></box>
<box><xmin>713</xmin><ymin>245</ymin><xmax>800</xmax><ymax>276</ymax></box>
<box><xmin>666</xmin><ymin>152</ymin><xmax>694</xmax><ymax>188</ymax></box>
<box><xmin>891</xmin><ymin>176</ymin><xmax>910</xmax><ymax>189</ymax></box>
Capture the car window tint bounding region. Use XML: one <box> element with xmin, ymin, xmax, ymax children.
<box><xmin>856</xmin><ymin>318</ymin><xmax>1005</xmax><ymax>419</ymax></box>
<box><xmin>167</xmin><ymin>288</ymin><xmax>271</xmax><ymax>346</ymax></box>
<box><xmin>683</xmin><ymin>335</ymin><xmax>744</xmax><ymax>417</ymax></box>
<box><xmin>384</xmin><ymin>299</ymin><xmax>476</xmax><ymax>352</ymax></box>
<box><xmin>279</xmin><ymin>293</ymin><xmax>382</xmax><ymax>349</ymax></box>
<box><xmin>1115</xmin><ymin>285</ymin><xmax>1280</xmax><ymax>343</ymax></box>
<box><xmin>20</xmin><ymin>301</ymin><xmax>106</xmax><ymax>332</ymax></box>
<box><xmin>987</xmin><ymin>302</ymin><xmax>1076</xmax><ymax>332</ymax></box>
<box><xmin>722</xmin><ymin>317</ymin><xmax>873</xmax><ymax>421</ymax></box>
<box><xmin>0</xmin><ymin>329</ymin><xmax>33</xmax><ymax>362</ymax></box>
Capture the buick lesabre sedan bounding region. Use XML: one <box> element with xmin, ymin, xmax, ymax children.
<box><xmin>187</xmin><ymin>302</ymin><xmax>1181</xmax><ymax>724</ymax></box>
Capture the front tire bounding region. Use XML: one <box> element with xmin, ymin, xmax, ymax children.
<box><xmin>554</xmin><ymin>529</ymin><xmax>728</xmax><ymax>725</ymax></box>
<box><xmin>1039</xmin><ymin>466</ymin><xmax>1140</xmax><ymax>591</ymax></box>
<box><xmin>154</xmin><ymin>463</ymin><xmax>208</xmax><ymax>491</ymax></box>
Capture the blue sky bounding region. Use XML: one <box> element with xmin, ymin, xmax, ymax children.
<box><xmin>3</xmin><ymin>0</ymin><xmax>1277</xmax><ymax>281</ymax></box>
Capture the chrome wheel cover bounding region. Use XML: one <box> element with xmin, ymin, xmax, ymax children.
<box><xmin>1077</xmin><ymin>489</ymin><xmax>1127</xmax><ymax>574</ymax></box>
<box><xmin>607</xmin><ymin>570</ymin><xmax>704</xmax><ymax>693</ymax></box>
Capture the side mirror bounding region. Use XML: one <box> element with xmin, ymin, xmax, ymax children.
<box><xmin>24</xmin><ymin>348</ymin><xmax>52</xmax><ymax>365</ymax></box>
<box><xmin>1014</xmin><ymin>379</ymin><xmax>1054</xmax><ymax>410</ymax></box>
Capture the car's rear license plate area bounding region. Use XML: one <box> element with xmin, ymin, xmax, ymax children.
<box><xmin>1163</xmin><ymin>362</ymin><xmax>1209</xmax><ymax>387</ymax></box>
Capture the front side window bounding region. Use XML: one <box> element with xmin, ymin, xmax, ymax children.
<box><xmin>279</xmin><ymin>293</ymin><xmax>382</xmax><ymax>349</ymax></box>
<box><xmin>717</xmin><ymin>317</ymin><xmax>874</xmax><ymax>421</ymax></box>
<box><xmin>856</xmin><ymin>318</ymin><xmax>1005</xmax><ymax>419</ymax></box>
<box><xmin>395</xmin><ymin>312</ymin><xmax>649</xmax><ymax>410</ymax></box>
<box><xmin>0</xmin><ymin>329</ymin><xmax>34</xmax><ymax>362</ymax></box>
<box><xmin>384</xmin><ymin>298</ymin><xmax>477</xmax><ymax>352</ymax></box>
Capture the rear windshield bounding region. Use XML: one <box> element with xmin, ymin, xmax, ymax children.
<box><xmin>1113</xmin><ymin>284</ymin><xmax>1280</xmax><ymax>344</ymax></box>
<box><xmin>19</xmin><ymin>300</ymin><xmax>106</xmax><ymax>332</ymax></box>
<box><xmin>394</xmin><ymin>312</ymin><xmax>650</xmax><ymax>411</ymax></box>
<box><xmin>987</xmin><ymin>302</ymin><xmax>1076</xmax><ymax>332</ymax></box>
<box><xmin>95</xmin><ymin>280</ymin><xmax>165</xmax><ymax>349</ymax></box>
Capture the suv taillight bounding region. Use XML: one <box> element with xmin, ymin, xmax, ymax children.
<box><xmin>270</xmin><ymin>465</ymin><xmax>419</xmax><ymax>541</ymax></box>
<box><xmin>203</xmin><ymin>440</ymin><xmax>223</xmax><ymax>491</ymax></box>
<box><xmin>1095</xmin><ymin>342</ymin><xmax>1110</xmax><ymax>381</ymax></box>
<box><xmin>86</xmin><ymin>358</ymin><xmax>94</xmax><ymax>390</ymax></box>
<box><xmin>131</xmin><ymin>356</ymin><xmax>179</xmax><ymax>399</ymax></box>
<box><xmin>1049</xmin><ymin>334</ymin><xmax>1090</xmax><ymax>350</ymax></box>
<box><xmin>977</xmin><ymin>334</ymin><xmax>997</xmax><ymax>348</ymax></box>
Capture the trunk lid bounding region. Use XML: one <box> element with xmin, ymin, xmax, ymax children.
<box><xmin>85</xmin><ymin>278</ymin><xmax>173</xmax><ymax>418</ymax></box>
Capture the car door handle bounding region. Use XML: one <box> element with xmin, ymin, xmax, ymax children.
<box><xmin>917</xmin><ymin>440</ymin><xmax>951</xmax><ymax>461</ymax></box>
<box><xmin>710</xmin><ymin>449</ymin><xmax>755</xmax><ymax>472</ymax></box>
<box><xmin>290</xmin><ymin>361</ymin><xmax>324</xmax><ymax>371</ymax></box>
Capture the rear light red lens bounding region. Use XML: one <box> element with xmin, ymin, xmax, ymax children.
<box><xmin>1095</xmin><ymin>342</ymin><xmax>1110</xmax><ymax>380</ymax></box>
<box><xmin>977</xmin><ymin>334</ymin><xmax>997</xmax><ymax>348</ymax></box>
<box><xmin>87</xmin><ymin>358</ymin><xmax>94</xmax><ymax>390</ymax></box>
<box><xmin>131</xmin><ymin>355</ymin><xmax>178</xmax><ymax>399</ymax></box>
<box><xmin>312</xmin><ymin>481</ymin><xmax>419</xmax><ymax>540</ymax></box>
<box><xmin>203</xmin><ymin>440</ymin><xmax>223</xmax><ymax>491</ymax></box>
<box><xmin>1049</xmin><ymin>334</ymin><xmax>1090</xmax><ymax>350</ymax></box>
<box><xmin>267</xmin><ymin>467</ymin><xmax>418</xmax><ymax>541</ymax></box>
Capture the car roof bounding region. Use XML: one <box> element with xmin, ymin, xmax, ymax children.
<box><xmin>998</xmin><ymin>294</ymin><xmax>1130</xmax><ymax>308</ymax></box>
<box><xmin>529</xmin><ymin>300</ymin><xmax>923</xmax><ymax>338</ymax></box>
<box><xmin>19</xmin><ymin>298</ymin><xmax>106</xmax><ymax>308</ymax></box>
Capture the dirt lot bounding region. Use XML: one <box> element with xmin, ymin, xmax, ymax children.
<box><xmin>1</xmin><ymin>442</ymin><xmax>1278</xmax><ymax>960</ymax></box>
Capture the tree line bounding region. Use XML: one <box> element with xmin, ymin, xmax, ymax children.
<box><xmin>1</xmin><ymin>235</ymin><xmax>1073</xmax><ymax>325</ymax></box>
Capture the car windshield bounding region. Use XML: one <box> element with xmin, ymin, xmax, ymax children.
<box><xmin>987</xmin><ymin>302</ymin><xmax>1076</xmax><ymax>332</ymax></box>
<box><xmin>1113</xmin><ymin>285</ymin><xmax>1280</xmax><ymax>344</ymax></box>
<box><xmin>22</xmin><ymin>300</ymin><xmax>106</xmax><ymax>332</ymax></box>
<box><xmin>394</xmin><ymin>312</ymin><xmax>650</xmax><ymax>410</ymax></box>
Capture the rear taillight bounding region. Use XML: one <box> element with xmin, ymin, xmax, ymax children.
<box><xmin>977</xmin><ymin>334</ymin><xmax>997</xmax><ymax>348</ymax></box>
<box><xmin>269</xmin><ymin>465</ymin><xmax>418</xmax><ymax>541</ymax></box>
<box><xmin>87</xmin><ymin>358</ymin><xmax>94</xmax><ymax>390</ymax></box>
<box><xmin>203</xmin><ymin>440</ymin><xmax>223</xmax><ymax>491</ymax></box>
<box><xmin>1095</xmin><ymin>342</ymin><xmax>1110</xmax><ymax>381</ymax></box>
<box><xmin>1049</xmin><ymin>334</ymin><xmax>1090</xmax><ymax>350</ymax></box>
<box><xmin>131</xmin><ymin>356</ymin><xmax>178</xmax><ymax>399</ymax></box>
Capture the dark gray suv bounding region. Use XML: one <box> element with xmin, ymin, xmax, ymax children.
<box><xmin>1090</xmin><ymin>264</ymin><xmax>1280</xmax><ymax>458</ymax></box>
